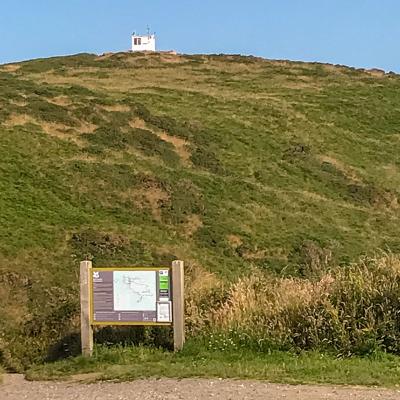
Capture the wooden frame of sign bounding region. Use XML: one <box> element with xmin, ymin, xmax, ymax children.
<box><xmin>80</xmin><ymin>260</ymin><xmax>185</xmax><ymax>357</ymax></box>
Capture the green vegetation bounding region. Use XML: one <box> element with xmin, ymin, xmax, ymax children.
<box><xmin>0</xmin><ymin>52</ymin><xmax>400</xmax><ymax>375</ymax></box>
<box><xmin>26</xmin><ymin>344</ymin><xmax>400</xmax><ymax>388</ymax></box>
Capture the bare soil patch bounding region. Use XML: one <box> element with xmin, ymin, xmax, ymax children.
<box><xmin>158</xmin><ymin>131</ymin><xmax>191</xmax><ymax>163</ymax></box>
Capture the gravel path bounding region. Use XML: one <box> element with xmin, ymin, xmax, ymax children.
<box><xmin>3</xmin><ymin>374</ymin><xmax>400</xmax><ymax>400</ymax></box>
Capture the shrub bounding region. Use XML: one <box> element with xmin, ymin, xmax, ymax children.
<box><xmin>161</xmin><ymin>180</ymin><xmax>205</xmax><ymax>224</ymax></box>
<box><xmin>84</xmin><ymin>127</ymin><xmax>179</xmax><ymax>165</ymax></box>
<box><xmin>85</xmin><ymin>126</ymin><xmax>127</xmax><ymax>150</ymax></box>
<box><xmin>190</xmin><ymin>146</ymin><xmax>224</xmax><ymax>174</ymax></box>
<box><xmin>26</xmin><ymin>98</ymin><xmax>76</xmax><ymax>126</ymax></box>
<box><xmin>129</xmin><ymin>128</ymin><xmax>179</xmax><ymax>165</ymax></box>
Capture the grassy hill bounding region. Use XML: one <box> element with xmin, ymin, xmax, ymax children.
<box><xmin>0</xmin><ymin>52</ymin><xmax>399</xmax><ymax>370</ymax></box>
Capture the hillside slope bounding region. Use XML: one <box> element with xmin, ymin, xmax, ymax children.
<box><xmin>0</xmin><ymin>52</ymin><xmax>399</xmax><ymax>368</ymax></box>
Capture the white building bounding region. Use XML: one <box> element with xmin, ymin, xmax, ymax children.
<box><xmin>131</xmin><ymin>31</ymin><xmax>156</xmax><ymax>52</ymax></box>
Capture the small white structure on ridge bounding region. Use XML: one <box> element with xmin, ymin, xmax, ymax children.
<box><xmin>131</xmin><ymin>29</ymin><xmax>156</xmax><ymax>52</ymax></box>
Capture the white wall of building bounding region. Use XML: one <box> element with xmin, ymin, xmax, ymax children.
<box><xmin>131</xmin><ymin>34</ymin><xmax>156</xmax><ymax>52</ymax></box>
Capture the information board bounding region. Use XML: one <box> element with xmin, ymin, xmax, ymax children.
<box><xmin>90</xmin><ymin>267</ymin><xmax>172</xmax><ymax>325</ymax></box>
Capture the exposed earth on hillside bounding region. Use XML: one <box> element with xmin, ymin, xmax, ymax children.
<box><xmin>3</xmin><ymin>374</ymin><xmax>400</xmax><ymax>400</ymax></box>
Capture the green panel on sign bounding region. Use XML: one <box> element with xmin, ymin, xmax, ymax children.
<box><xmin>159</xmin><ymin>276</ymin><xmax>169</xmax><ymax>290</ymax></box>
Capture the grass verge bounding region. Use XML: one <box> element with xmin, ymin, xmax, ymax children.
<box><xmin>26</xmin><ymin>343</ymin><xmax>400</xmax><ymax>388</ymax></box>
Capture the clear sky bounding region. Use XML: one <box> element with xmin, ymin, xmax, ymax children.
<box><xmin>1</xmin><ymin>0</ymin><xmax>399</xmax><ymax>71</ymax></box>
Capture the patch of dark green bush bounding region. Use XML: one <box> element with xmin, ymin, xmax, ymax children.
<box><xmin>26</xmin><ymin>98</ymin><xmax>77</xmax><ymax>125</ymax></box>
<box><xmin>161</xmin><ymin>179</ymin><xmax>204</xmax><ymax>224</ymax></box>
<box><xmin>190</xmin><ymin>146</ymin><xmax>224</xmax><ymax>174</ymax></box>
<box><xmin>85</xmin><ymin>126</ymin><xmax>180</xmax><ymax>165</ymax></box>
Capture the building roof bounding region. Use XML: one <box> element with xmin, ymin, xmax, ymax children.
<box><xmin>132</xmin><ymin>32</ymin><xmax>155</xmax><ymax>37</ymax></box>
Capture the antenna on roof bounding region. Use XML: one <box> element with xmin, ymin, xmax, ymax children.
<box><xmin>147</xmin><ymin>25</ymin><xmax>150</xmax><ymax>36</ymax></box>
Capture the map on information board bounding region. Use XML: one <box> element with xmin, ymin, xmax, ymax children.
<box><xmin>91</xmin><ymin>268</ymin><xmax>172</xmax><ymax>325</ymax></box>
<box><xmin>113</xmin><ymin>271</ymin><xmax>156</xmax><ymax>311</ymax></box>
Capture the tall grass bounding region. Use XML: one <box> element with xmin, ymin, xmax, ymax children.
<box><xmin>186</xmin><ymin>254</ymin><xmax>400</xmax><ymax>356</ymax></box>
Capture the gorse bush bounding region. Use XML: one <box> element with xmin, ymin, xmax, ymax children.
<box><xmin>85</xmin><ymin>126</ymin><xmax>179</xmax><ymax>165</ymax></box>
<box><xmin>186</xmin><ymin>255</ymin><xmax>400</xmax><ymax>356</ymax></box>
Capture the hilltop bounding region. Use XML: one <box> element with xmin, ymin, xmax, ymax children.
<box><xmin>0</xmin><ymin>52</ymin><xmax>399</xmax><ymax>369</ymax></box>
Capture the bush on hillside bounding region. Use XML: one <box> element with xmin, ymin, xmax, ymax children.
<box><xmin>85</xmin><ymin>126</ymin><xmax>179</xmax><ymax>165</ymax></box>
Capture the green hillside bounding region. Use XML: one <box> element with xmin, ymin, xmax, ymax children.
<box><xmin>0</xmin><ymin>52</ymin><xmax>399</xmax><ymax>370</ymax></box>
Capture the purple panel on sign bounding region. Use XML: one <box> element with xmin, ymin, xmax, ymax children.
<box><xmin>93</xmin><ymin>271</ymin><xmax>114</xmax><ymax>312</ymax></box>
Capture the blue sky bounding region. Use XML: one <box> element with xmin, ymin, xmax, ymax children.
<box><xmin>0</xmin><ymin>0</ymin><xmax>399</xmax><ymax>71</ymax></box>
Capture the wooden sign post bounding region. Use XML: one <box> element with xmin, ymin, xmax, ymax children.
<box><xmin>80</xmin><ymin>260</ymin><xmax>93</xmax><ymax>357</ymax></box>
<box><xmin>80</xmin><ymin>260</ymin><xmax>185</xmax><ymax>357</ymax></box>
<box><xmin>172</xmin><ymin>260</ymin><xmax>185</xmax><ymax>351</ymax></box>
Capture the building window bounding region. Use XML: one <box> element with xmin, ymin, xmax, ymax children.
<box><xmin>134</xmin><ymin>37</ymin><xmax>142</xmax><ymax>46</ymax></box>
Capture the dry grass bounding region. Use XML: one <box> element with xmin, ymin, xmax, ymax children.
<box><xmin>185</xmin><ymin>264</ymin><xmax>223</xmax><ymax>334</ymax></box>
<box><xmin>76</xmin><ymin>121</ymin><xmax>97</xmax><ymax>134</ymax></box>
<box><xmin>366</xmin><ymin>68</ymin><xmax>386</xmax><ymax>77</ymax></box>
<box><xmin>2</xmin><ymin>113</ymin><xmax>37</xmax><ymax>127</ymax></box>
<box><xmin>47</xmin><ymin>96</ymin><xmax>73</xmax><ymax>107</ymax></box>
<box><xmin>1</xmin><ymin>64</ymin><xmax>20</xmax><ymax>72</ymax></box>
<box><xmin>227</xmin><ymin>234</ymin><xmax>243</xmax><ymax>248</ymax></box>
<box><xmin>100</xmin><ymin>104</ymin><xmax>131</xmax><ymax>113</ymax></box>
<box><xmin>183</xmin><ymin>214</ymin><xmax>203</xmax><ymax>237</ymax></box>
<box><xmin>185</xmin><ymin>255</ymin><xmax>400</xmax><ymax>355</ymax></box>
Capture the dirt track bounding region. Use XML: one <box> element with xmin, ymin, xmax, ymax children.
<box><xmin>3</xmin><ymin>374</ymin><xmax>400</xmax><ymax>400</ymax></box>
